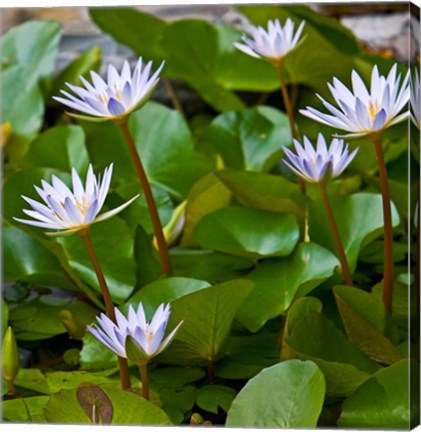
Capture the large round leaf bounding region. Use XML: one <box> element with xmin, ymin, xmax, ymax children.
<box><xmin>308</xmin><ymin>193</ymin><xmax>400</xmax><ymax>270</ymax></box>
<box><xmin>2</xmin><ymin>65</ymin><xmax>44</xmax><ymax>153</ymax></box>
<box><xmin>1</xmin><ymin>20</ymin><xmax>61</xmax><ymax>81</ymax></box>
<box><xmin>226</xmin><ymin>360</ymin><xmax>326</xmax><ymax>428</ymax></box>
<box><xmin>82</xmin><ymin>101</ymin><xmax>196</xmax><ymax>200</ymax></box>
<box><xmin>23</xmin><ymin>125</ymin><xmax>89</xmax><ymax>173</ymax></box>
<box><xmin>338</xmin><ymin>359</ymin><xmax>419</xmax><ymax>429</ymax></box>
<box><xmin>59</xmin><ymin>217</ymin><xmax>137</xmax><ymax>304</ymax></box>
<box><xmin>194</xmin><ymin>207</ymin><xmax>299</xmax><ymax>259</ymax></box>
<box><xmin>156</xmin><ymin>279</ymin><xmax>254</xmax><ymax>365</ymax></box>
<box><xmin>202</xmin><ymin>106</ymin><xmax>291</xmax><ymax>172</ymax></box>
<box><xmin>236</xmin><ymin>242</ymin><xmax>338</xmax><ymax>332</ymax></box>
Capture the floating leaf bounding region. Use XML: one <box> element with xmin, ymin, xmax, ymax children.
<box><xmin>170</xmin><ymin>248</ymin><xmax>253</xmax><ymax>282</ymax></box>
<box><xmin>236</xmin><ymin>243</ymin><xmax>338</xmax><ymax>332</ymax></box>
<box><xmin>202</xmin><ymin>106</ymin><xmax>290</xmax><ymax>172</ymax></box>
<box><xmin>1</xmin><ymin>20</ymin><xmax>61</xmax><ymax>81</ymax></box>
<box><xmin>24</xmin><ymin>125</ymin><xmax>89</xmax><ymax>173</ymax></box>
<box><xmin>1</xmin><ymin>396</ymin><xmax>49</xmax><ymax>423</ymax></box>
<box><xmin>286</xmin><ymin>311</ymin><xmax>379</xmax><ymax>396</ymax></box>
<box><xmin>156</xmin><ymin>280</ymin><xmax>254</xmax><ymax>365</ymax></box>
<box><xmin>3</xmin><ymin>226</ymin><xmax>74</xmax><ymax>291</ymax></box>
<box><xmin>226</xmin><ymin>360</ymin><xmax>325</xmax><ymax>428</ymax></box>
<box><xmin>338</xmin><ymin>359</ymin><xmax>419</xmax><ymax>429</ymax></box>
<box><xmin>194</xmin><ymin>207</ymin><xmax>299</xmax><ymax>259</ymax></box>
<box><xmin>44</xmin><ymin>385</ymin><xmax>172</xmax><ymax>425</ymax></box>
<box><xmin>2</xmin><ymin>65</ymin><xmax>44</xmax><ymax>154</ymax></box>
<box><xmin>196</xmin><ymin>385</ymin><xmax>237</xmax><ymax>414</ymax></box>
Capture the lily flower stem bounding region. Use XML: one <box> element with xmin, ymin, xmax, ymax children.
<box><xmin>138</xmin><ymin>363</ymin><xmax>150</xmax><ymax>400</ymax></box>
<box><xmin>372</xmin><ymin>136</ymin><xmax>394</xmax><ymax>311</ymax></box>
<box><xmin>80</xmin><ymin>232</ymin><xmax>132</xmax><ymax>390</ymax></box>
<box><xmin>319</xmin><ymin>184</ymin><xmax>353</xmax><ymax>286</ymax></box>
<box><xmin>119</xmin><ymin>123</ymin><xmax>171</xmax><ymax>275</ymax></box>
<box><xmin>276</xmin><ymin>64</ymin><xmax>306</xmax><ymax>195</ymax></box>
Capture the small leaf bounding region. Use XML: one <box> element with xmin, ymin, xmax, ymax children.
<box><xmin>196</xmin><ymin>385</ymin><xmax>237</xmax><ymax>414</ymax></box>
<box><xmin>76</xmin><ymin>383</ymin><xmax>113</xmax><ymax>424</ymax></box>
<box><xmin>226</xmin><ymin>360</ymin><xmax>326</xmax><ymax>428</ymax></box>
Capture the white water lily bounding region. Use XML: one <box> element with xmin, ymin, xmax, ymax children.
<box><xmin>300</xmin><ymin>64</ymin><xmax>410</xmax><ymax>137</ymax></box>
<box><xmin>14</xmin><ymin>164</ymin><xmax>138</xmax><ymax>236</ymax></box>
<box><xmin>234</xmin><ymin>18</ymin><xmax>305</xmax><ymax>64</ymax></box>
<box><xmin>410</xmin><ymin>66</ymin><xmax>420</xmax><ymax>129</ymax></box>
<box><xmin>282</xmin><ymin>133</ymin><xmax>358</xmax><ymax>183</ymax></box>
<box><xmin>88</xmin><ymin>303</ymin><xmax>183</xmax><ymax>361</ymax></box>
<box><xmin>53</xmin><ymin>57</ymin><xmax>164</xmax><ymax>123</ymax></box>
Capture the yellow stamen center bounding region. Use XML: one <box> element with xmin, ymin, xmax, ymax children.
<box><xmin>369</xmin><ymin>101</ymin><xmax>380</xmax><ymax>120</ymax></box>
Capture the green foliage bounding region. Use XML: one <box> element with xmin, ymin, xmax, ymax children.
<box><xmin>202</xmin><ymin>106</ymin><xmax>291</xmax><ymax>172</ymax></box>
<box><xmin>44</xmin><ymin>385</ymin><xmax>172</xmax><ymax>425</ymax></box>
<box><xmin>308</xmin><ymin>193</ymin><xmax>401</xmax><ymax>270</ymax></box>
<box><xmin>194</xmin><ymin>207</ymin><xmax>300</xmax><ymax>259</ymax></box>
<box><xmin>237</xmin><ymin>243</ymin><xmax>338</xmax><ymax>332</ymax></box>
<box><xmin>2</xmin><ymin>5</ymin><xmax>415</xmax><ymax>428</ymax></box>
<box><xmin>156</xmin><ymin>280</ymin><xmax>254</xmax><ymax>365</ymax></box>
<box><xmin>226</xmin><ymin>360</ymin><xmax>326</xmax><ymax>427</ymax></box>
<box><xmin>338</xmin><ymin>360</ymin><xmax>419</xmax><ymax>429</ymax></box>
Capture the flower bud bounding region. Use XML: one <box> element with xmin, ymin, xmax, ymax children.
<box><xmin>2</xmin><ymin>327</ymin><xmax>19</xmax><ymax>382</ymax></box>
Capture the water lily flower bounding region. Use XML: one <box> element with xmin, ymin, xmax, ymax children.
<box><xmin>410</xmin><ymin>66</ymin><xmax>420</xmax><ymax>129</ymax></box>
<box><xmin>53</xmin><ymin>57</ymin><xmax>164</xmax><ymax>123</ymax></box>
<box><xmin>88</xmin><ymin>303</ymin><xmax>183</xmax><ymax>362</ymax></box>
<box><xmin>282</xmin><ymin>133</ymin><xmax>358</xmax><ymax>183</ymax></box>
<box><xmin>300</xmin><ymin>64</ymin><xmax>410</xmax><ymax>137</ymax></box>
<box><xmin>234</xmin><ymin>18</ymin><xmax>305</xmax><ymax>65</ymax></box>
<box><xmin>14</xmin><ymin>164</ymin><xmax>138</xmax><ymax>236</ymax></box>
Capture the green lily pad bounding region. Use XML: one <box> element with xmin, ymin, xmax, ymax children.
<box><xmin>1</xmin><ymin>396</ymin><xmax>49</xmax><ymax>423</ymax></box>
<box><xmin>196</xmin><ymin>385</ymin><xmax>237</xmax><ymax>414</ymax></box>
<box><xmin>236</xmin><ymin>243</ymin><xmax>338</xmax><ymax>332</ymax></box>
<box><xmin>23</xmin><ymin>125</ymin><xmax>89</xmax><ymax>174</ymax></box>
<box><xmin>156</xmin><ymin>279</ymin><xmax>254</xmax><ymax>365</ymax></box>
<box><xmin>226</xmin><ymin>360</ymin><xmax>326</xmax><ymax>428</ymax></box>
<box><xmin>202</xmin><ymin>106</ymin><xmax>290</xmax><ymax>172</ymax></box>
<box><xmin>286</xmin><ymin>310</ymin><xmax>380</xmax><ymax>396</ymax></box>
<box><xmin>338</xmin><ymin>359</ymin><xmax>419</xmax><ymax>429</ymax></box>
<box><xmin>194</xmin><ymin>207</ymin><xmax>299</xmax><ymax>259</ymax></box>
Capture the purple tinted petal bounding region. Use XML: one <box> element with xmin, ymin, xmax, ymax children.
<box><xmin>107</xmin><ymin>98</ymin><xmax>126</xmax><ymax>116</ymax></box>
<box><xmin>373</xmin><ymin>109</ymin><xmax>387</xmax><ymax>130</ymax></box>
